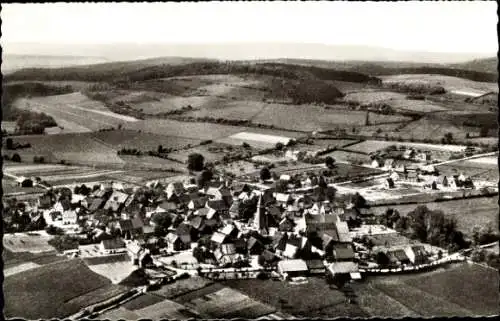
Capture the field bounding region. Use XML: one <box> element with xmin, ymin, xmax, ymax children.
<box><xmin>346</xmin><ymin>139</ymin><xmax>467</xmax><ymax>154</ymax></box>
<box><xmin>168</xmin><ymin>143</ymin><xmax>245</xmax><ymax>163</ymax></box>
<box><xmin>395</xmin><ymin>117</ymin><xmax>479</xmax><ymax>142</ymax></box>
<box><xmin>343</xmin><ymin>90</ymin><xmax>407</xmax><ymax>104</ymax></box>
<box><xmin>380</xmin><ymin>74</ymin><xmax>498</xmax><ymax>94</ymax></box>
<box><xmin>321</xmin><ymin>150</ymin><xmax>373</xmax><ymax>165</ymax></box>
<box><xmin>387</xmin><ymin>98</ymin><xmax>448</xmax><ymax>113</ymax></box>
<box><xmin>438</xmin><ymin>159</ymin><xmax>499</xmax><ymax>183</ymax></box>
<box><xmin>91</xmin><ymin>129</ymin><xmax>201</xmax><ymax>151</ymax></box>
<box><xmin>363</xmin><ymin>263</ymin><xmax>500</xmax><ymax>316</ymax></box>
<box><xmin>3</xmin><ymin>259</ymin><xmax>129</xmax><ymax>319</ymax></box>
<box><xmin>5</xmin><ymin>132</ymin><xmax>123</xmax><ymax>165</ymax></box>
<box><xmin>84</xmin><ymin>253</ymin><xmax>138</xmax><ymax>284</ymax></box>
<box><xmin>370</xmin><ymin>196</ymin><xmax>499</xmax><ymax>237</ymax></box>
<box><xmin>150</xmin><ymin>277</ymin><xmax>215</xmax><ymax>299</ymax></box>
<box><xmin>15</xmin><ymin>92</ymin><xmax>139</xmax><ymax>133</ymax></box>
<box><xmin>184</xmin><ymin>100</ymin><xmax>267</xmax><ymax>121</ymax></box>
<box><xmin>251</xmin><ymin>104</ymin><xmax>411</xmax><ymax>132</ymax></box>
<box><xmin>223</xmin><ymin>277</ymin><xmax>367</xmax><ymax>318</ymax></box>
<box><xmin>124</xmin><ymin>118</ymin><xmax>304</xmax><ymax>141</ymax></box>
<box><xmin>217</xmin><ymin>131</ymin><xmax>295</xmax><ymax>149</ymax></box>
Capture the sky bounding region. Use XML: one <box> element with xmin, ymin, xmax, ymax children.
<box><xmin>1</xmin><ymin>1</ymin><xmax>498</xmax><ymax>56</ymax></box>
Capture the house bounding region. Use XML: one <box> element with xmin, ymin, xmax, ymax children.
<box><xmin>247</xmin><ymin>236</ymin><xmax>265</xmax><ymax>255</ymax></box>
<box><xmin>306</xmin><ymin>260</ymin><xmax>325</xmax><ymax>275</ymax></box>
<box><xmin>206</xmin><ymin>199</ymin><xmax>230</xmax><ymax>216</ymax></box>
<box><xmin>103</xmin><ymin>191</ymin><xmax>129</xmax><ymax>212</ymax></box>
<box><xmin>89</xmin><ymin>197</ymin><xmax>106</xmax><ymax>212</ymax></box>
<box><xmin>389</xmin><ymin>171</ymin><xmax>400</xmax><ymax>182</ymax></box>
<box><xmin>283</xmin><ymin>242</ymin><xmax>299</xmax><ymax>259</ymax></box>
<box><xmin>211</xmin><ymin>231</ymin><xmax>229</xmax><ymax>247</ymax></box>
<box><xmin>138</xmin><ymin>251</ymin><xmax>153</xmax><ymax>268</ymax></box>
<box><xmin>403</xmin><ymin>149</ymin><xmax>415</xmax><ymax>160</ymax></box>
<box><xmin>301</xmin><ymin>213</ymin><xmax>340</xmax><ymax>236</ymax></box>
<box><xmin>258</xmin><ymin>250</ymin><xmax>279</xmax><ymax>267</ymax></box>
<box><xmin>219</xmin><ymin>223</ymin><xmax>239</xmax><ymax>239</ymax></box>
<box><xmin>274</xmin><ymin>193</ymin><xmax>292</xmax><ymax>205</ymax></box>
<box><xmin>157</xmin><ymin>200</ymin><xmax>178</xmax><ymax>213</ymax></box>
<box><xmin>38</xmin><ymin>195</ymin><xmax>53</xmax><ymax>210</ymax></box>
<box><xmin>127</xmin><ymin>241</ymin><xmax>143</xmax><ymax>264</ymax></box>
<box><xmin>407</xmin><ymin>171</ymin><xmax>419</xmax><ymax>182</ymax></box>
<box><xmin>280</xmin><ymin>174</ymin><xmax>291</xmax><ymax>181</ymax></box>
<box><xmin>420</xmin><ymin>164</ymin><xmax>436</xmax><ymax>175</ymax></box>
<box><xmin>332</xmin><ymin>243</ymin><xmax>355</xmax><ymax>262</ymax></box>
<box><xmin>279</xmin><ymin>217</ymin><xmax>295</xmax><ymax>232</ymax></box>
<box><xmin>100</xmin><ymin>238</ymin><xmax>127</xmax><ymax>255</ymax></box>
<box><xmin>371</xmin><ymin>159</ymin><xmax>381</xmax><ymax>168</ymax></box>
<box><xmin>404</xmin><ymin>245</ymin><xmax>428</xmax><ymax>265</ymax></box>
<box><xmin>166</xmin><ymin>182</ymin><xmax>185</xmax><ymax>200</ymax></box>
<box><xmin>336</xmin><ymin>221</ymin><xmax>352</xmax><ymax>243</ymax></box>
<box><xmin>118</xmin><ymin>216</ymin><xmax>144</xmax><ymax>239</ymax></box>
<box><xmin>166</xmin><ymin>232</ymin><xmax>191</xmax><ymax>251</ymax></box>
<box><xmin>62</xmin><ymin>210</ymin><xmax>78</xmax><ymax>225</ymax></box>
<box><xmin>229</xmin><ymin>200</ymin><xmax>240</xmax><ymax>219</ymax></box>
<box><xmin>205</xmin><ymin>186</ymin><xmax>232</xmax><ymax>203</ymax></box>
<box><xmin>327</xmin><ymin>261</ymin><xmax>359</xmax><ymax>277</ymax></box>
<box><xmin>384</xmin><ymin>178</ymin><xmax>395</xmax><ymax>189</ymax></box>
<box><xmin>277</xmin><ymin>259</ymin><xmax>309</xmax><ymax>279</ymax></box>
<box><xmin>386</xmin><ymin>249</ymin><xmax>411</xmax><ymax>266</ymax></box>
<box><xmin>188</xmin><ymin>196</ymin><xmax>208</xmax><ymax>210</ymax></box>
<box><xmin>383</xmin><ymin>159</ymin><xmax>395</xmax><ymax>170</ymax></box>
<box><xmin>416</xmin><ymin>152</ymin><xmax>431</xmax><ymax>162</ymax></box>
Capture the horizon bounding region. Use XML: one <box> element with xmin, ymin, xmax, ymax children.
<box><xmin>1</xmin><ymin>2</ymin><xmax>498</xmax><ymax>62</ymax></box>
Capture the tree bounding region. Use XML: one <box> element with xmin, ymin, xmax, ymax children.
<box><xmin>45</xmin><ymin>225</ymin><xmax>66</xmax><ymax>235</ymax></box>
<box><xmin>151</xmin><ymin>212</ymin><xmax>172</xmax><ymax>237</ymax></box>
<box><xmin>260</xmin><ymin>167</ymin><xmax>271</xmax><ymax>181</ymax></box>
<box><xmin>375</xmin><ymin>252</ymin><xmax>390</xmax><ymax>266</ymax></box>
<box><xmin>443</xmin><ymin>132</ymin><xmax>454</xmax><ymax>144</ymax></box>
<box><xmin>6</xmin><ymin>138</ymin><xmax>14</xmax><ymax>150</ymax></box>
<box><xmin>275</xmin><ymin>142</ymin><xmax>284</xmax><ymax>151</ymax></box>
<box><xmin>325</xmin><ymin>156</ymin><xmax>336</xmax><ymax>169</ymax></box>
<box><xmin>48</xmin><ymin>235</ymin><xmax>79</xmax><ymax>252</ymax></box>
<box><xmin>11</xmin><ymin>153</ymin><xmax>21</xmax><ymax>162</ymax></box>
<box><xmin>157</xmin><ymin>145</ymin><xmax>164</xmax><ymax>154</ymax></box>
<box><xmin>197</xmin><ymin>169</ymin><xmax>213</xmax><ymax>188</ymax></box>
<box><xmin>242</xmin><ymin>142</ymin><xmax>251</xmax><ymax>149</ymax></box>
<box><xmin>187</xmin><ymin>153</ymin><xmax>204</xmax><ymax>172</ymax></box>
<box><xmin>480</xmin><ymin>126</ymin><xmax>490</xmax><ymax>137</ymax></box>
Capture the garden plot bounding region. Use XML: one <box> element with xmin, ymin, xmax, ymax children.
<box><xmin>3</xmin><ymin>231</ymin><xmax>55</xmax><ymax>253</ymax></box>
<box><xmin>346</xmin><ymin>139</ymin><xmax>467</xmax><ymax>154</ymax></box>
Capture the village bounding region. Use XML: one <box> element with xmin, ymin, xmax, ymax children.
<box><xmin>4</xmin><ymin>134</ymin><xmax>496</xmax><ymax>299</ymax></box>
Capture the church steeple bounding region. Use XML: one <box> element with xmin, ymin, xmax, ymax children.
<box><xmin>253</xmin><ymin>194</ymin><xmax>268</xmax><ymax>234</ymax></box>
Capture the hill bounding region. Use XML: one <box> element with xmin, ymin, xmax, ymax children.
<box><xmin>450</xmin><ymin>57</ymin><xmax>498</xmax><ymax>74</ymax></box>
<box><xmin>2</xmin><ymin>54</ymin><xmax>109</xmax><ymax>74</ymax></box>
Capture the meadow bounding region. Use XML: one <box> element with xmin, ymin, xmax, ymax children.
<box><xmin>3</xmin><ymin>259</ymin><xmax>128</xmax><ymax>319</ymax></box>
<box><xmin>365</xmin><ymin>263</ymin><xmax>500</xmax><ymax>317</ymax></box>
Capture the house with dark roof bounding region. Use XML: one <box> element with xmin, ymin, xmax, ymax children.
<box><xmin>386</xmin><ymin>249</ymin><xmax>411</xmax><ymax>266</ymax></box>
<box><xmin>166</xmin><ymin>232</ymin><xmax>191</xmax><ymax>251</ymax></box>
<box><xmin>100</xmin><ymin>238</ymin><xmax>127</xmax><ymax>255</ymax></box>
<box><xmin>404</xmin><ymin>245</ymin><xmax>428</xmax><ymax>265</ymax></box>
<box><xmin>306</xmin><ymin>259</ymin><xmax>325</xmax><ymax>275</ymax></box>
<box><xmin>332</xmin><ymin>243</ymin><xmax>355</xmax><ymax>262</ymax></box>
<box><xmin>166</xmin><ymin>182</ymin><xmax>185</xmax><ymax>200</ymax></box>
<box><xmin>247</xmin><ymin>236</ymin><xmax>265</xmax><ymax>255</ymax></box>
<box><xmin>279</xmin><ymin>217</ymin><xmax>295</xmax><ymax>232</ymax></box>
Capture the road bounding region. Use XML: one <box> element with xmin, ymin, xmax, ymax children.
<box><xmin>433</xmin><ymin>151</ymin><xmax>498</xmax><ymax>166</ymax></box>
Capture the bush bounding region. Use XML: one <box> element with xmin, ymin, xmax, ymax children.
<box><xmin>11</xmin><ymin>153</ymin><xmax>21</xmax><ymax>162</ymax></box>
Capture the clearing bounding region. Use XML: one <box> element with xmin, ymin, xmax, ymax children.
<box><xmin>3</xmin><ymin>231</ymin><xmax>55</xmax><ymax>253</ymax></box>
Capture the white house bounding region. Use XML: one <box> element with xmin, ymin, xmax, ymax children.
<box><xmin>62</xmin><ymin>210</ymin><xmax>78</xmax><ymax>225</ymax></box>
<box><xmin>389</xmin><ymin>171</ymin><xmax>400</xmax><ymax>182</ymax></box>
<box><xmin>100</xmin><ymin>238</ymin><xmax>127</xmax><ymax>255</ymax></box>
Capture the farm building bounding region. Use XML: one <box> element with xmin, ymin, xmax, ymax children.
<box><xmin>277</xmin><ymin>259</ymin><xmax>309</xmax><ymax>279</ymax></box>
<box><xmin>100</xmin><ymin>238</ymin><xmax>127</xmax><ymax>255</ymax></box>
<box><xmin>404</xmin><ymin>245</ymin><xmax>428</xmax><ymax>265</ymax></box>
<box><xmin>306</xmin><ymin>259</ymin><xmax>326</xmax><ymax>275</ymax></box>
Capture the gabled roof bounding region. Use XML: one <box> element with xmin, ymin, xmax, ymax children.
<box><xmin>274</xmin><ymin>193</ymin><xmax>292</xmax><ymax>202</ymax></box>
<box><xmin>388</xmin><ymin>249</ymin><xmax>410</xmax><ymax>262</ymax></box>
<box><xmin>176</xmin><ymin>222</ymin><xmax>193</xmax><ymax>236</ymax></box>
<box><xmin>328</xmin><ymin>261</ymin><xmax>358</xmax><ymax>274</ymax></box>
<box><xmin>207</xmin><ymin>199</ymin><xmax>229</xmax><ymax>211</ymax></box>
<box><xmin>220</xmin><ymin>224</ymin><xmax>238</xmax><ymax>236</ymax></box>
<box><xmin>211</xmin><ymin>231</ymin><xmax>228</xmax><ymax>244</ymax></box>
<box><xmin>306</xmin><ymin>260</ymin><xmax>325</xmax><ymax>270</ymax></box>
<box><xmin>190</xmin><ymin>216</ymin><xmax>205</xmax><ymax>230</ymax></box>
<box><xmin>102</xmin><ymin>238</ymin><xmax>126</xmax><ymax>250</ymax></box>
<box><xmin>336</xmin><ymin>221</ymin><xmax>352</xmax><ymax>243</ymax></box>
<box><xmin>189</xmin><ymin>196</ymin><xmax>208</xmax><ymax>208</ymax></box>
<box><xmin>220</xmin><ymin>243</ymin><xmax>236</xmax><ymax>255</ymax></box>
<box><xmin>247</xmin><ymin>236</ymin><xmax>263</xmax><ymax>249</ymax></box>
<box><xmin>158</xmin><ymin>201</ymin><xmax>177</xmax><ymax>212</ymax></box>
<box><xmin>278</xmin><ymin>259</ymin><xmax>308</xmax><ymax>272</ymax></box>
<box><xmin>333</xmin><ymin>244</ymin><xmax>355</xmax><ymax>260</ymax></box>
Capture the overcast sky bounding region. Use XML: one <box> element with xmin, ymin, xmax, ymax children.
<box><xmin>1</xmin><ymin>1</ymin><xmax>497</xmax><ymax>53</ymax></box>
